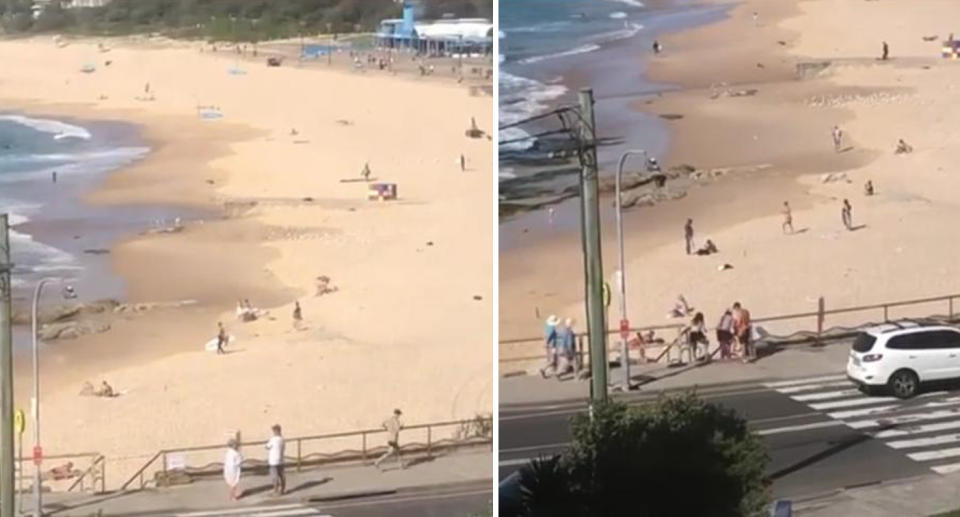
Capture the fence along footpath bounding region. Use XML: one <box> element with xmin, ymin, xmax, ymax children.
<box><xmin>499</xmin><ymin>292</ymin><xmax>960</xmax><ymax>372</ymax></box>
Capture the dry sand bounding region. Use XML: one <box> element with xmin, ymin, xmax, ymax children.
<box><xmin>0</xmin><ymin>36</ymin><xmax>492</xmax><ymax>485</ymax></box>
<box><xmin>500</xmin><ymin>0</ymin><xmax>960</xmax><ymax>366</ymax></box>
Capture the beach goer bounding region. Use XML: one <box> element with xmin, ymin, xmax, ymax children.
<box><xmin>374</xmin><ymin>409</ymin><xmax>405</xmax><ymax>470</ymax></box>
<box><xmin>695</xmin><ymin>239</ymin><xmax>718</xmax><ymax>256</ymax></box>
<box><xmin>686</xmin><ymin>312</ymin><xmax>709</xmax><ymax>362</ymax></box>
<box><xmin>670</xmin><ymin>295</ymin><xmax>693</xmax><ymax>318</ymax></box>
<box><xmin>98</xmin><ymin>381</ymin><xmax>115</xmax><ymax>397</ymax></box>
<box><xmin>752</xmin><ymin>11</ymin><xmax>759</xmax><ymax>26</ymax></box>
<box><xmin>292</xmin><ymin>301</ymin><xmax>303</xmax><ymax>330</ymax></box>
<box><xmin>684</xmin><ymin>218</ymin><xmax>694</xmax><ymax>255</ymax></box>
<box><xmin>652</xmin><ymin>40</ymin><xmax>661</xmax><ymax>54</ymax></box>
<box><xmin>216</xmin><ymin>322</ymin><xmax>228</xmax><ymax>354</ymax></box>
<box><xmin>539</xmin><ymin>315</ymin><xmax>560</xmax><ymax>378</ymax></box>
<box><xmin>266</xmin><ymin>424</ymin><xmax>286</xmax><ymax>496</ymax></box>
<box><xmin>732</xmin><ymin>302</ymin><xmax>753</xmax><ymax>363</ymax></box>
<box><xmin>782</xmin><ymin>201</ymin><xmax>794</xmax><ymax>234</ymax></box>
<box><xmin>460</xmin><ymin>153</ymin><xmax>466</xmax><ymax>172</ymax></box>
<box><xmin>865</xmin><ymin>180</ymin><xmax>875</xmax><ymax>196</ymax></box>
<box><xmin>895</xmin><ymin>139</ymin><xmax>913</xmax><ymax>154</ymax></box>
<box><xmin>52</xmin><ymin>171</ymin><xmax>57</xmax><ymax>183</ymax></box>
<box><xmin>361</xmin><ymin>162</ymin><xmax>371</xmax><ymax>181</ymax></box>
<box><xmin>832</xmin><ymin>125</ymin><xmax>843</xmax><ymax>152</ymax></box>
<box><xmin>558</xmin><ymin>318</ymin><xmax>576</xmax><ymax>375</ymax></box>
<box><xmin>716</xmin><ymin>309</ymin><xmax>735</xmax><ymax>359</ymax></box>
<box><xmin>223</xmin><ymin>439</ymin><xmax>243</xmax><ymax>500</ymax></box>
<box><xmin>882</xmin><ymin>41</ymin><xmax>889</xmax><ymax>60</ymax></box>
<box><xmin>842</xmin><ymin>199</ymin><xmax>853</xmax><ymax>230</ymax></box>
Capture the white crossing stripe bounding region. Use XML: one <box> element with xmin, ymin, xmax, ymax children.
<box><xmin>873</xmin><ymin>419</ymin><xmax>960</xmax><ymax>439</ymax></box>
<box><xmin>889</xmin><ymin>433</ymin><xmax>960</xmax><ymax>450</ymax></box>
<box><xmin>849</xmin><ymin>406</ymin><xmax>960</xmax><ymax>430</ymax></box>
<box><xmin>756</xmin><ymin>420</ymin><xmax>846</xmax><ymax>436</ymax></box>
<box><xmin>764</xmin><ymin>374</ymin><xmax>847</xmax><ymax>388</ymax></box>
<box><xmin>175</xmin><ymin>505</ymin><xmax>328</xmax><ymax>517</ymax></box>
<box><xmin>809</xmin><ymin>396</ymin><xmax>900</xmax><ymax>411</ymax></box>
<box><xmin>777</xmin><ymin>381</ymin><xmax>852</xmax><ymax>394</ymax></box>
<box><xmin>793</xmin><ymin>389</ymin><xmax>862</xmax><ymax>402</ymax></box>
<box><xmin>827</xmin><ymin>404</ymin><xmax>901</xmax><ymax>420</ymax></box>
<box><xmin>932</xmin><ymin>463</ymin><xmax>960</xmax><ymax>474</ymax></box>
<box><xmin>908</xmin><ymin>446</ymin><xmax>960</xmax><ymax>462</ymax></box>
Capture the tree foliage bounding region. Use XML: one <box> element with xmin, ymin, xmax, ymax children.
<box><xmin>515</xmin><ymin>394</ymin><xmax>770</xmax><ymax>517</ymax></box>
<box><xmin>0</xmin><ymin>0</ymin><xmax>492</xmax><ymax>39</ymax></box>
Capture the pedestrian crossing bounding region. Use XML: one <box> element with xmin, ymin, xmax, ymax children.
<box><xmin>175</xmin><ymin>503</ymin><xmax>331</xmax><ymax>517</ymax></box>
<box><xmin>765</xmin><ymin>373</ymin><xmax>960</xmax><ymax>475</ymax></box>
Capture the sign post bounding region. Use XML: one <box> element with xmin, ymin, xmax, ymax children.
<box><xmin>14</xmin><ymin>410</ymin><xmax>23</xmax><ymax>515</ymax></box>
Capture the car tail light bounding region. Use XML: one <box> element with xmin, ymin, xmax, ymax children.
<box><xmin>863</xmin><ymin>354</ymin><xmax>883</xmax><ymax>362</ymax></box>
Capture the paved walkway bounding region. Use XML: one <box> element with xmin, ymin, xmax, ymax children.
<box><xmin>43</xmin><ymin>448</ymin><xmax>491</xmax><ymax>516</ymax></box>
<box><xmin>793</xmin><ymin>471</ymin><xmax>960</xmax><ymax>516</ymax></box>
<box><xmin>500</xmin><ymin>338</ymin><xmax>852</xmax><ymax>406</ymax></box>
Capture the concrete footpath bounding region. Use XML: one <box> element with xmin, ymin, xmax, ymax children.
<box><xmin>500</xmin><ymin>338</ymin><xmax>852</xmax><ymax>406</ymax></box>
<box><xmin>42</xmin><ymin>448</ymin><xmax>492</xmax><ymax>516</ymax></box>
<box><xmin>794</xmin><ymin>471</ymin><xmax>960</xmax><ymax>517</ymax></box>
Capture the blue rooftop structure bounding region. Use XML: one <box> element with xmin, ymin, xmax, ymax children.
<box><xmin>376</xmin><ymin>1</ymin><xmax>492</xmax><ymax>56</ymax></box>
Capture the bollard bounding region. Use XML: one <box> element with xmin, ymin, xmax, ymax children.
<box><xmin>297</xmin><ymin>439</ymin><xmax>302</xmax><ymax>472</ymax></box>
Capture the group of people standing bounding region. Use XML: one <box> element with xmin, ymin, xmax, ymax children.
<box><xmin>681</xmin><ymin>302</ymin><xmax>754</xmax><ymax>363</ymax></box>
<box><xmin>223</xmin><ymin>424</ymin><xmax>287</xmax><ymax>501</ymax></box>
<box><xmin>539</xmin><ymin>315</ymin><xmax>577</xmax><ymax>378</ymax></box>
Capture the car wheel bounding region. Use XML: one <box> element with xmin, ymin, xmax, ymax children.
<box><xmin>889</xmin><ymin>370</ymin><xmax>919</xmax><ymax>399</ymax></box>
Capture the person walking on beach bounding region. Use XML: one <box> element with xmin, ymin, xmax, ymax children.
<box><xmin>539</xmin><ymin>315</ymin><xmax>560</xmax><ymax>378</ymax></box>
<box><xmin>292</xmin><ymin>301</ymin><xmax>303</xmax><ymax>330</ymax></box>
<box><xmin>52</xmin><ymin>171</ymin><xmax>57</xmax><ymax>183</ymax></box>
<box><xmin>374</xmin><ymin>409</ymin><xmax>405</xmax><ymax>471</ymax></box>
<box><xmin>752</xmin><ymin>11</ymin><xmax>759</xmax><ymax>26</ymax></box>
<box><xmin>716</xmin><ymin>309</ymin><xmax>735</xmax><ymax>360</ymax></box>
<box><xmin>460</xmin><ymin>153</ymin><xmax>466</xmax><ymax>172</ymax></box>
<box><xmin>732</xmin><ymin>302</ymin><xmax>753</xmax><ymax>363</ymax></box>
<box><xmin>832</xmin><ymin>125</ymin><xmax>843</xmax><ymax>152</ymax></box>
<box><xmin>652</xmin><ymin>40</ymin><xmax>662</xmax><ymax>54</ymax></box>
<box><xmin>216</xmin><ymin>322</ymin><xmax>228</xmax><ymax>354</ymax></box>
<box><xmin>782</xmin><ymin>201</ymin><xmax>794</xmax><ymax>234</ymax></box>
<box><xmin>223</xmin><ymin>439</ymin><xmax>243</xmax><ymax>500</ymax></box>
<box><xmin>266</xmin><ymin>424</ymin><xmax>286</xmax><ymax>496</ymax></box>
<box><xmin>842</xmin><ymin>198</ymin><xmax>853</xmax><ymax>230</ymax></box>
<box><xmin>881</xmin><ymin>41</ymin><xmax>889</xmax><ymax>61</ymax></box>
<box><xmin>684</xmin><ymin>218</ymin><xmax>695</xmax><ymax>255</ymax></box>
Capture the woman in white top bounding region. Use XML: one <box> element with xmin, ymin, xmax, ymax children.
<box><xmin>223</xmin><ymin>439</ymin><xmax>243</xmax><ymax>500</ymax></box>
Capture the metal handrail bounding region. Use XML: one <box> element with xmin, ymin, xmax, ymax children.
<box><xmin>67</xmin><ymin>454</ymin><xmax>105</xmax><ymax>493</ymax></box>
<box><xmin>121</xmin><ymin>417</ymin><xmax>492</xmax><ymax>491</ymax></box>
<box><xmin>500</xmin><ymin>292</ymin><xmax>960</xmax><ymax>363</ymax></box>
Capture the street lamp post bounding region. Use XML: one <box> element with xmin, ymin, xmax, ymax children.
<box><xmin>615</xmin><ymin>150</ymin><xmax>648</xmax><ymax>391</ymax></box>
<box><xmin>31</xmin><ymin>278</ymin><xmax>68</xmax><ymax>517</ymax></box>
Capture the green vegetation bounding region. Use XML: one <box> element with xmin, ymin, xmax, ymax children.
<box><xmin>512</xmin><ymin>394</ymin><xmax>771</xmax><ymax>517</ymax></box>
<box><xmin>931</xmin><ymin>511</ymin><xmax>960</xmax><ymax>517</ymax></box>
<box><xmin>0</xmin><ymin>0</ymin><xmax>492</xmax><ymax>40</ymax></box>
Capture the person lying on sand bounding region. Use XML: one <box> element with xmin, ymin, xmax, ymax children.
<box><xmin>695</xmin><ymin>239</ymin><xmax>719</xmax><ymax>256</ymax></box>
<box><xmin>895</xmin><ymin>139</ymin><xmax>913</xmax><ymax>154</ymax></box>
<box><xmin>47</xmin><ymin>462</ymin><xmax>80</xmax><ymax>481</ymax></box>
<box><xmin>315</xmin><ymin>276</ymin><xmax>338</xmax><ymax>296</ymax></box>
<box><xmin>669</xmin><ymin>295</ymin><xmax>694</xmax><ymax>318</ymax></box>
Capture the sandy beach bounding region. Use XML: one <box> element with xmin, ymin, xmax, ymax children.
<box><xmin>500</xmin><ymin>0</ymin><xmax>960</xmax><ymax>366</ymax></box>
<box><xmin>0</xmin><ymin>35</ymin><xmax>492</xmax><ymax>484</ymax></box>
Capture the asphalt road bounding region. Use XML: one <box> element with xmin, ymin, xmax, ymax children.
<box><xmin>499</xmin><ymin>374</ymin><xmax>960</xmax><ymax>499</ymax></box>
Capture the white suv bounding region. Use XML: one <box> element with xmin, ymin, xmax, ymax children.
<box><xmin>846</xmin><ymin>322</ymin><xmax>960</xmax><ymax>398</ymax></box>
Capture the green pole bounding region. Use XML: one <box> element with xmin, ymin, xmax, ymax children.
<box><xmin>0</xmin><ymin>214</ymin><xmax>15</xmax><ymax>517</ymax></box>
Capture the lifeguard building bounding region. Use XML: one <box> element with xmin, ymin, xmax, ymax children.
<box><xmin>376</xmin><ymin>0</ymin><xmax>493</xmax><ymax>56</ymax></box>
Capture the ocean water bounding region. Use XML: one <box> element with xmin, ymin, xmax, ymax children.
<box><xmin>499</xmin><ymin>0</ymin><xmax>729</xmax><ymax>173</ymax></box>
<box><xmin>0</xmin><ymin>113</ymin><xmax>155</xmax><ymax>306</ymax></box>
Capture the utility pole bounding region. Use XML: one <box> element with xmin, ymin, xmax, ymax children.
<box><xmin>578</xmin><ymin>89</ymin><xmax>607</xmax><ymax>403</ymax></box>
<box><xmin>0</xmin><ymin>214</ymin><xmax>15</xmax><ymax>517</ymax></box>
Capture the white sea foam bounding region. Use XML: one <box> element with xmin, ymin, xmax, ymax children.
<box><xmin>0</xmin><ymin>114</ymin><xmax>92</xmax><ymax>140</ymax></box>
<box><xmin>505</xmin><ymin>21</ymin><xmax>573</xmax><ymax>35</ymax></box>
<box><xmin>499</xmin><ymin>71</ymin><xmax>569</xmax><ymax>152</ymax></box>
<box><xmin>589</xmin><ymin>22</ymin><xmax>644</xmax><ymax>44</ymax></box>
<box><xmin>609</xmin><ymin>0</ymin><xmax>644</xmax><ymax>7</ymax></box>
<box><xmin>610</xmin><ymin>12</ymin><xmax>628</xmax><ymax>19</ymax></box>
<box><xmin>517</xmin><ymin>43</ymin><xmax>601</xmax><ymax>65</ymax></box>
<box><xmin>0</xmin><ymin>147</ymin><xmax>149</xmax><ymax>183</ymax></box>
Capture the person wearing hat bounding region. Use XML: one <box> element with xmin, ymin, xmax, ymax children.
<box><xmin>540</xmin><ymin>315</ymin><xmax>561</xmax><ymax>378</ymax></box>
<box><xmin>375</xmin><ymin>409</ymin><xmax>405</xmax><ymax>470</ymax></box>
